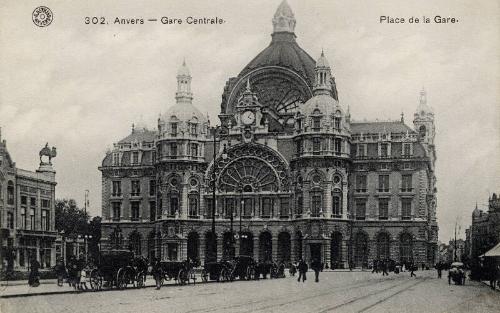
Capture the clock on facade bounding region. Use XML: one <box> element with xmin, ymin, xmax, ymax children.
<box><xmin>241</xmin><ymin>110</ymin><xmax>256</xmax><ymax>125</ymax></box>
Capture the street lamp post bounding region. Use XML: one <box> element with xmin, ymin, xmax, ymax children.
<box><xmin>209</xmin><ymin>126</ymin><xmax>227</xmax><ymax>262</ymax></box>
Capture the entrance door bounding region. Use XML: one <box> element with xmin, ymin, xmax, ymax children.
<box><xmin>310</xmin><ymin>243</ymin><xmax>322</xmax><ymax>262</ymax></box>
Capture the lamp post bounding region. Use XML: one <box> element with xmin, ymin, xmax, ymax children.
<box><xmin>209</xmin><ymin>126</ymin><xmax>227</xmax><ymax>262</ymax></box>
<box><xmin>84</xmin><ymin>235</ymin><xmax>92</xmax><ymax>263</ymax></box>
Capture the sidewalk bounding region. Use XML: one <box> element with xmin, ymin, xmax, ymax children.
<box><xmin>0</xmin><ymin>277</ymin><xmax>176</xmax><ymax>298</ymax></box>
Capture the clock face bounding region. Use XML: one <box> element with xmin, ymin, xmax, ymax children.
<box><xmin>241</xmin><ymin>110</ymin><xmax>256</xmax><ymax>125</ymax></box>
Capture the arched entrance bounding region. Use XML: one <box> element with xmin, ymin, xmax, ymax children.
<box><xmin>239</xmin><ymin>232</ymin><xmax>254</xmax><ymax>257</ymax></box>
<box><xmin>259</xmin><ymin>232</ymin><xmax>272</xmax><ymax>262</ymax></box>
<box><xmin>205</xmin><ymin>232</ymin><xmax>217</xmax><ymax>263</ymax></box>
<box><xmin>187</xmin><ymin>232</ymin><xmax>200</xmax><ymax>263</ymax></box>
<box><xmin>277</xmin><ymin>232</ymin><xmax>291</xmax><ymax>263</ymax></box>
<box><xmin>331</xmin><ymin>232</ymin><xmax>343</xmax><ymax>269</ymax></box>
<box><xmin>354</xmin><ymin>232</ymin><xmax>369</xmax><ymax>268</ymax></box>
<box><xmin>377</xmin><ymin>233</ymin><xmax>390</xmax><ymax>260</ymax></box>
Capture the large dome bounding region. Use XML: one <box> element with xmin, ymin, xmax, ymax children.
<box><xmin>238</xmin><ymin>32</ymin><xmax>316</xmax><ymax>87</ymax></box>
<box><xmin>162</xmin><ymin>102</ymin><xmax>207</xmax><ymax>124</ymax></box>
<box><xmin>302</xmin><ymin>94</ymin><xmax>341</xmax><ymax>117</ymax></box>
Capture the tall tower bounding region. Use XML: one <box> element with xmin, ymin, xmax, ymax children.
<box><xmin>175</xmin><ymin>60</ymin><xmax>193</xmax><ymax>104</ymax></box>
<box><xmin>313</xmin><ymin>51</ymin><xmax>332</xmax><ymax>95</ymax></box>
<box><xmin>413</xmin><ymin>88</ymin><xmax>435</xmax><ymax>147</ymax></box>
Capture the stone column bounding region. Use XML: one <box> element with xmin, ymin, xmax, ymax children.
<box><xmin>272</xmin><ymin>237</ymin><xmax>278</xmax><ymax>261</ymax></box>
<box><xmin>216</xmin><ymin>234</ymin><xmax>223</xmax><ymax>261</ymax></box>
<box><xmin>199</xmin><ymin>236</ymin><xmax>206</xmax><ymax>265</ymax></box>
<box><xmin>342</xmin><ymin>239</ymin><xmax>348</xmax><ymax>268</ymax></box>
<box><xmin>324</xmin><ymin>184</ymin><xmax>332</xmax><ymax>217</ymax></box>
<box><xmin>342</xmin><ymin>182</ymin><xmax>348</xmax><ymax>219</ymax></box>
<box><xmin>290</xmin><ymin>236</ymin><xmax>296</xmax><ymax>263</ymax></box>
<box><xmin>181</xmin><ymin>184</ymin><xmax>188</xmax><ymax>219</ymax></box>
<box><xmin>324</xmin><ymin>240</ymin><xmax>331</xmax><ymax>268</ymax></box>
<box><xmin>254</xmin><ymin>235</ymin><xmax>259</xmax><ymax>261</ymax></box>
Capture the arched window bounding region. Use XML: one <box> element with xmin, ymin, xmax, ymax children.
<box><xmin>188</xmin><ymin>193</ymin><xmax>199</xmax><ymax>218</ymax></box>
<box><xmin>332</xmin><ymin>193</ymin><xmax>342</xmax><ymax>217</ymax></box>
<box><xmin>7</xmin><ymin>181</ymin><xmax>14</xmax><ymax>205</ymax></box>
<box><xmin>310</xmin><ymin>189</ymin><xmax>322</xmax><ymax>217</ymax></box>
<box><xmin>419</xmin><ymin>125</ymin><xmax>426</xmax><ymax>138</ymax></box>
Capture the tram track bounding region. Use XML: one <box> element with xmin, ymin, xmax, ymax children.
<box><xmin>186</xmin><ymin>275</ymin><xmax>409</xmax><ymax>313</ymax></box>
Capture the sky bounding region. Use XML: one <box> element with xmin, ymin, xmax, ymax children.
<box><xmin>0</xmin><ymin>0</ymin><xmax>499</xmax><ymax>242</ymax></box>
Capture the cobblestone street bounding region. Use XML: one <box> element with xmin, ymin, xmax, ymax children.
<box><xmin>1</xmin><ymin>270</ymin><xmax>499</xmax><ymax>313</ymax></box>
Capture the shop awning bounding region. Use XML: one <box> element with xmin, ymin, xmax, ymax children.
<box><xmin>482</xmin><ymin>242</ymin><xmax>500</xmax><ymax>257</ymax></box>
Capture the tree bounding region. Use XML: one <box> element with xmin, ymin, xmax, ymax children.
<box><xmin>88</xmin><ymin>216</ymin><xmax>102</xmax><ymax>260</ymax></box>
<box><xmin>55</xmin><ymin>199</ymin><xmax>89</xmax><ymax>237</ymax></box>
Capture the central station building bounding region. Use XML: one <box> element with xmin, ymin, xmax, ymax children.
<box><xmin>99</xmin><ymin>1</ymin><xmax>438</xmax><ymax>268</ymax></box>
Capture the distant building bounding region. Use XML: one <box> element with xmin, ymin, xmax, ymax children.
<box><xmin>99</xmin><ymin>1</ymin><xmax>438</xmax><ymax>268</ymax></box>
<box><xmin>470</xmin><ymin>194</ymin><xmax>500</xmax><ymax>258</ymax></box>
<box><xmin>0</xmin><ymin>129</ymin><xmax>57</xmax><ymax>272</ymax></box>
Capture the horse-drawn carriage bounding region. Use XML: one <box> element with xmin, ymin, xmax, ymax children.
<box><xmin>87</xmin><ymin>249</ymin><xmax>148</xmax><ymax>291</ymax></box>
<box><xmin>254</xmin><ymin>261</ymin><xmax>285</xmax><ymax>279</ymax></box>
<box><xmin>227</xmin><ymin>255</ymin><xmax>257</xmax><ymax>281</ymax></box>
<box><xmin>201</xmin><ymin>260</ymin><xmax>233</xmax><ymax>282</ymax></box>
<box><xmin>152</xmin><ymin>260</ymin><xmax>196</xmax><ymax>289</ymax></box>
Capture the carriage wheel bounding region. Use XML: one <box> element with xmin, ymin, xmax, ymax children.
<box><xmin>136</xmin><ymin>272</ymin><xmax>145</xmax><ymax>288</ymax></box>
<box><xmin>201</xmin><ymin>269</ymin><xmax>208</xmax><ymax>282</ymax></box>
<box><xmin>177</xmin><ymin>269</ymin><xmax>187</xmax><ymax>285</ymax></box>
<box><xmin>90</xmin><ymin>270</ymin><xmax>102</xmax><ymax>291</ymax></box>
<box><xmin>187</xmin><ymin>269</ymin><xmax>196</xmax><ymax>285</ymax></box>
<box><xmin>117</xmin><ymin>268</ymin><xmax>127</xmax><ymax>289</ymax></box>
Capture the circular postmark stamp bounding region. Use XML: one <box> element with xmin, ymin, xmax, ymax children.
<box><xmin>32</xmin><ymin>6</ymin><xmax>53</xmax><ymax>27</ymax></box>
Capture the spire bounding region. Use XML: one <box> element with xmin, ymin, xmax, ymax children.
<box><xmin>313</xmin><ymin>50</ymin><xmax>332</xmax><ymax>95</ymax></box>
<box><xmin>175</xmin><ymin>60</ymin><xmax>193</xmax><ymax>103</ymax></box>
<box><xmin>272</xmin><ymin>0</ymin><xmax>296</xmax><ymax>34</ymax></box>
<box><xmin>420</xmin><ymin>87</ymin><xmax>427</xmax><ymax>105</ymax></box>
<box><xmin>401</xmin><ymin>111</ymin><xmax>404</xmax><ymax>123</ymax></box>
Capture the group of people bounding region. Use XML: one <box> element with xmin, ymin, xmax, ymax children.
<box><xmin>289</xmin><ymin>259</ymin><xmax>324</xmax><ymax>283</ymax></box>
<box><xmin>53</xmin><ymin>255</ymin><xmax>88</xmax><ymax>290</ymax></box>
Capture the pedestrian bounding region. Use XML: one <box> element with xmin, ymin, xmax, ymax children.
<box><xmin>28</xmin><ymin>256</ymin><xmax>40</xmax><ymax>287</ymax></box>
<box><xmin>372</xmin><ymin>259</ymin><xmax>378</xmax><ymax>273</ymax></box>
<box><xmin>289</xmin><ymin>263</ymin><xmax>297</xmax><ymax>276</ymax></box>
<box><xmin>55</xmin><ymin>257</ymin><xmax>66</xmax><ymax>286</ymax></box>
<box><xmin>382</xmin><ymin>259</ymin><xmax>389</xmax><ymax>276</ymax></box>
<box><xmin>311</xmin><ymin>258</ymin><xmax>321</xmax><ymax>283</ymax></box>
<box><xmin>436</xmin><ymin>262</ymin><xmax>442</xmax><ymax>279</ymax></box>
<box><xmin>410</xmin><ymin>263</ymin><xmax>416</xmax><ymax>277</ymax></box>
<box><xmin>421</xmin><ymin>263</ymin><xmax>425</xmax><ymax>271</ymax></box>
<box><xmin>349</xmin><ymin>261</ymin><xmax>353</xmax><ymax>271</ymax></box>
<box><xmin>297</xmin><ymin>259</ymin><xmax>308</xmax><ymax>283</ymax></box>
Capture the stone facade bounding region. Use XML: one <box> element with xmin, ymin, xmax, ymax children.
<box><xmin>0</xmin><ymin>130</ymin><xmax>57</xmax><ymax>271</ymax></box>
<box><xmin>99</xmin><ymin>1</ymin><xmax>438</xmax><ymax>268</ymax></box>
<box><xmin>470</xmin><ymin>194</ymin><xmax>500</xmax><ymax>258</ymax></box>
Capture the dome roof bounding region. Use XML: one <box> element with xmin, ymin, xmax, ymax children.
<box><xmin>239</xmin><ymin>33</ymin><xmax>316</xmax><ymax>86</ymax></box>
<box><xmin>162</xmin><ymin>102</ymin><xmax>207</xmax><ymax>124</ymax></box>
<box><xmin>302</xmin><ymin>94</ymin><xmax>341</xmax><ymax>117</ymax></box>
